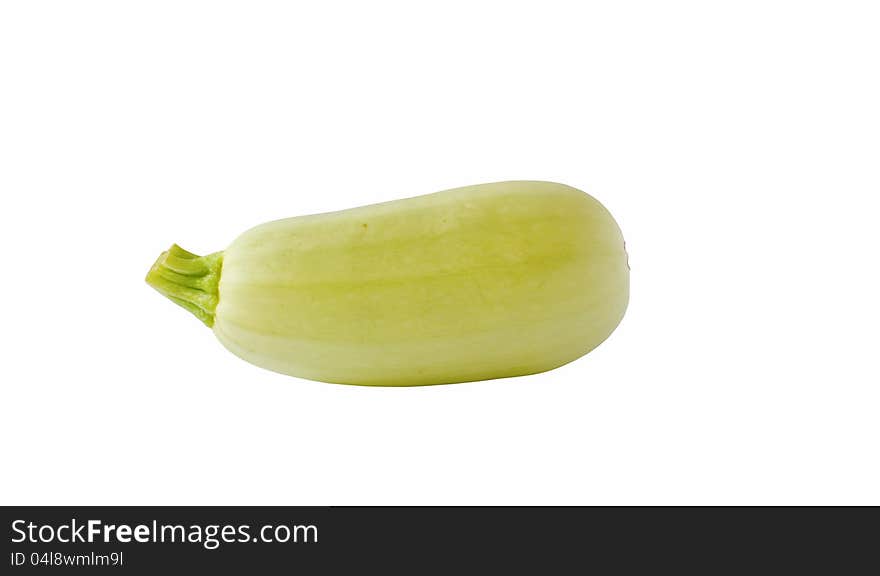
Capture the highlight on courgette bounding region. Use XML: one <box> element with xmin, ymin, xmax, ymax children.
<box><xmin>146</xmin><ymin>181</ymin><xmax>629</xmax><ymax>386</ymax></box>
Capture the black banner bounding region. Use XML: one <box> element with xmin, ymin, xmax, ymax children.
<box><xmin>1</xmin><ymin>507</ymin><xmax>874</xmax><ymax>572</ymax></box>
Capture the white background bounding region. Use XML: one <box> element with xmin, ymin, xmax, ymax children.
<box><xmin>1</xmin><ymin>1</ymin><xmax>878</xmax><ymax>505</ymax></box>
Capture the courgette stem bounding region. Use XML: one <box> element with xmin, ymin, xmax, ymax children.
<box><xmin>145</xmin><ymin>244</ymin><xmax>223</xmax><ymax>327</ymax></box>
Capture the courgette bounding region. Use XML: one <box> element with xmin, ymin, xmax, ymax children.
<box><xmin>146</xmin><ymin>181</ymin><xmax>629</xmax><ymax>386</ymax></box>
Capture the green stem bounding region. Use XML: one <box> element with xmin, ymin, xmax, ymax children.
<box><xmin>146</xmin><ymin>244</ymin><xmax>223</xmax><ymax>327</ymax></box>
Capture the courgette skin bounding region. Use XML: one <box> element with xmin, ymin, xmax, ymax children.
<box><xmin>147</xmin><ymin>181</ymin><xmax>629</xmax><ymax>386</ymax></box>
